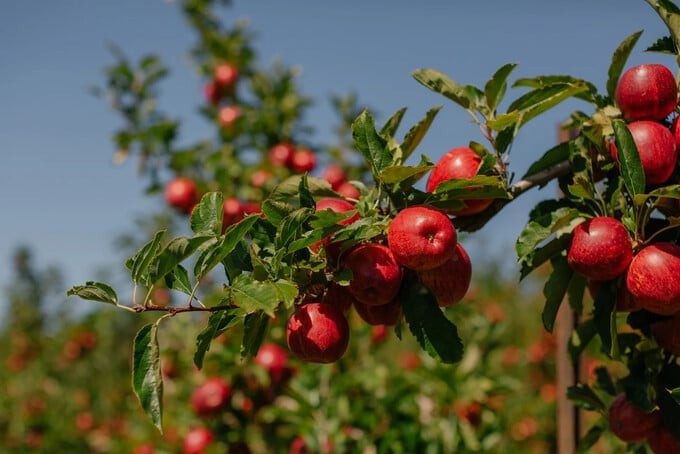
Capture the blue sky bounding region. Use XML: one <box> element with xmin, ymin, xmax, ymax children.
<box><xmin>0</xmin><ymin>1</ymin><xmax>673</xmax><ymax>302</ymax></box>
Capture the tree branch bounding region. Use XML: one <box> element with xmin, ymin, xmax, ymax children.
<box><xmin>131</xmin><ymin>303</ymin><xmax>236</xmax><ymax>315</ymax></box>
<box><xmin>456</xmin><ymin>160</ymin><xmax>572</xmax><ymax>232</ymax></box>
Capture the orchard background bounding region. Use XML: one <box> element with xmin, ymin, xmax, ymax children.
<box><xmin>2</xmin><ymin>1</ymin><xmax>680</xmax><ymax>453</ymax></box>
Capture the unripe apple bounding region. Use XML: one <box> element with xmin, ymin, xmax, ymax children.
<box><xmin>291</xmin><ymin>148</ymin><xmax>316</xmax><ymax>173</ymax></box>
<box><xmin>204</xmin><ymin>82</ymin><xmax>221</xmax><ymax>105</ymax></box>
<box><xmin>651</xmin><ymin>314</ymin><xmax>680</xmax><ymax>354</ymax></box>
<box><xmin>218</xmin><ymin>105</ymin><xmax>241</xmax><ymax>129</ymax></box>
<box><xmin>388</xmin><ymin>205</ymin><xmax>457</xmax><ymax>270</ymax></box>
<box><xmin>223</xmin><ymin>198</ymin><xmax>244</xmax><ymax>230</ymax></box>
<box><xmin>649</xmin><ymin>424</ymin><xmax>680</xmax><ymax>454</ymax></box>
<box><xmin>250</xmin><ymin>169</ymin><xmax>272</xmax><ymax>188</ymax></box>
<box><xmin>165</xmin><ymin>177</ymin><xmax>199</xmax><ymax>214</ymax></box>
<box><xmin>426</xmin><ymin>147</ymin><xmax>493</xmax><ymax>216</ymax></box>
<box><xmin>268</xmin><ymin>143</ymin><xmax>295</xmax><ymax>167</ymax></box>
<box><xmin>615</xmin><ymin>64</ymin><xmax>677</xmax><ymax>121</ymax></box>
<box><xmin>322</xmin><ymin>164</ymin><xmax>346</xmax><ymax>190</ymax></box>
<box><xmin>417</xmin><ymin>243</ymin><xmax>471</xmax><ymax>307</ymax></box>
<box><xmin>627</xmin><ymin>242</ymin><xmax>680</xmax><ymax>315</ymax></box>
<box><xmin>336</xmin><ymin>182</ymin><xmax>361</xmax><ymax>200</ymax></box>
<box><xmin>608</xmin><ymin>393</ymin><xmax>661</xmax><ymax>442</ymax></box>
<box><xmin>345</xmin><ymin>245</ymin><xmax>403</xmax><ymax>306</ymax></box>
<box><xmin>254</xmin><ymin>343</ymin><xmax>288</xmax><ymax>382</ymax></box>
<box><xmin>286</xmin><ymin>303</ymin><xmax>349</xmax><ymax>363</ymax></box>
<box><xmin>316</xmin><ymin>198</ymin><xmax>359</xmax><ymax>225</ymax></box>
<box><xmin>190</xmin><ymin>377</ymin><xmax>231</xmax><ymax>416</ymax></box>
<box><xmin>322</xmin><ymin>282</ymin><xmax>354</xmax><ymax>312</ymax></box>
<box><xmin>214</xmin><ymin>63</ymin><xmax>239</xmax><ymax>88</ymax></box>
<box><xmin>183</xmin><ymin>427</ymin><xmax>214</xmax><ymax>454</ymax></box>
<box><xmin>567</xmin><ymin>217</ymin><xmax>632</xmax><ymax>281</ymax></box>
<box><xmin>609</xmin><ymin>121</ymin><xmax>677</xmax><ymax>185</ymax></box>
<box><xmin>354</xmin><ymin>297</ymin><xmax>401</xmax><ymax>326</ymax></box>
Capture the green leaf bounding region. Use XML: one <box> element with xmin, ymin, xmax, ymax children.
<box><xmin>149</xmin><ymin>236</ymin><xmax>212</xmax><ymax>284</ymax></box>
<box><xmin>276</xmin><ymin>208</ymin><xmax>313</xmax><ymax>251</ymax></box>
<box><xmin>607</xmin><ymin>30</ymin><xmax>643</xmax><ymax>99</ymax></box>
<box><xmin>298</xmin><ymin>175</ymin><xmax>315</xmax><ymax>209</ymax></box>
<box><xmin>273</xmin><ymin>279</ymin><xmax>298</xmax><ymax>309</ymax></box>
<box><xmin>402</xmin><ymin>281</ymin><xmax>464</xmax><ymax>364</ymax></box>
<box><xmin>542</xmin><ymin>255</ymin><xmax>573</xmax><ymax>332</ymax></box>
<box><xmin>241</xmin><ymin>311</ymin><xmax>269</xmax><ymax>358</ymax></box>
<box><xmin>270</xmin><ymin>176</ymin><xmax>337</xmax><ymax>202</ymax></box>
<box><xmin>230</xmin><ymin>275</ymin><xmax>280</xmax><ymax>317</ymax></box>
<box><xmin>633</xmin><ymin>184</ymin><xmax>680</xmax><ymax>206</ymax></box>
<box><xmin>487</xmin><ymin>111</ymin><xmax>519</xmax><ymax>131</ymax></box>
<box><xmin>164</xmin><ymin>265</ymin><xmax>193</xmax><ymax>295</ymax></box>
<box><xmin>190</xmin><ymin>192</ymin><xmax>224</xmax><ymax>235</ymax></box>
<box><xmin>646</xmin><ymin>35</ymin><xmax>677</xmax><ymax>53</ymax></box>
<box><xmin>577</xmin><ymin>425</ymin><xmax>604</xmax><ymax>453</ymax></box>
<box><xmin>427</xmin><ymin>175</ymin><xmax>509</xmax><ymax>201</ymax></box>
<box><xmin>412</xmin><ymin>68</ymin><xmax>472</xmax><ymax>110</ymax></box>
<box><xmin>657</xmin><ymin>388</ymin><xmax>680</xmax><ymax>439</ymax></box>
<box><xmin>520</xmin><ymin>235</ymin><xmax>569</xmax><ymax>280</ymax></box>
<box><xmin>262</xmin><ymin>200</ymin><xmax>295</xmax><ymax>226</ymax></box>
<box><xmin>400</xmin><ymin>106</ymin><xmax>442</xmax><ymax>162</ymax></box>
<box><xmin>194</xmin><ymin>309</ymin><xmax>239</xmax><ymax>369</ymax></box>
<box><xmin>194</xmin><ymin>215</ymin><xmax>259</xmax><ymax>279</ymax></box>
<box><xmin>567</xmin><ymin>384</ymin><xmax>605</xmax><ymax>412</ymax></box>
<box><xmin>513</xmin><ymin>75</ymin><xmax>599</xmax><ymax>104</ymax></box>
<box><xmin>522</xmin><ymin>142</ymin><xmax>570</xmax><ymax>179</ymax></box>
<box><xmin>510</xmin><ymin>84</ymin><xmax>590</xmax><ymax>128</ymax></box>
<box><xmin>352</xmin><ymin>110</ymin><xmax>392</xmax><ymax>174</ymax></box>
<box><xmin>380</xmin><ymin>107</ymin><xmax>407</xmax><ymax>138</ymax></box>
<box><xmin>379</xmin><ymin>164</ymin><xmax>434</xmax><ymax>185</ymax></box>
<box><xmin>484</xmin><ymin>63</ymin><xmax>517</xmax><ymax>112</ymax></box>
<box><xmin>127</xmin><ymin>231</ymin><xmax>165</xmax><ymax>285</ymax></box>
<box><xmin>569</xmin><ymin>319</ymin><xmax>597</xmax><ymax>363</ymax></box>
<box><xmin>593</xmin><ymin>282</ymin><xmax>616</xmax><ymax>356</ymax></box>
<box><xmin>516</xmin><ymin>207</ymin><xmax>581</xmax><ymax>263</ymax></box>
<box><xmin>612</xmin><ymin>119</ymin><xmax>645</xmax><ymax>196</ymax></box>
<box><xmin>646</xmin><ymin>0</ymin><xmax>680</xmax><ymax>65</ymax></box>
<box><xmin>132</xmin><ymin>323</ymin><xmax>163</xmax><ymax>432</ymax></box>
<box><xmin>67</xmin><ymin>281</ymin><xmax>118</xmax><ymax>305</ymax></box>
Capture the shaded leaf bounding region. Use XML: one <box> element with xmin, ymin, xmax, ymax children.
<box><xmin>241</xmin><ymin>311</ymin><xmax>269</xmax><ymax>358</ymax></box>
<box><xmin>400</xmin><ymin>106</ymin><xmax>442</xmax><ymax>162</ymax></box>
<box><xmin>542</xmin><ymin>255</ymin><xmax>573</xmax><ymax>332</ymax></box>
<box><xmin>413</xmin><ymin>68</ymin><xmax>472</xmax><ymax>109</ymax></box>
<box><xmin>132</xmin><ymin>323</ymin><xmax>163</xmax><ymax>432</ymax></box>
<box><xmin>380</xmin><ymin>107</ymin><xmax>407</xmax><ymax>138</ymax></box>
<box><xmin>127</xmin><ymin>231</ymin><xmax>165</xmax><ymax>285</ymax></box>
<box><xmin>230</xmin><ymin>275</ymin><xmax>279</xmax><ymax>316</ymax></box>
<box><xmin>607</xmin><ymin>30</ymin><xmax>644</xmax><ymax>99</ymax></box>
<box><xmin>352</xmin><ymin>110</ymin><xmax>391</xmax><ymax>174</ymax></box>
<box><xmin>194</xmin><ymin>309</ymin><xmax>239</xmax><ymax>369</ymax></box>
<box><xmin>67</xmin><ymin>281</ymin><xmax>118</xmax><ymax>305</ymax></box>
<box><xmin>484</xmin><ymin>63</ymin><xmax>517</xmax><ymax>111</ymax></box>
<box><xmin>523</xmin><ymin>142</ymin><xmax>571</xmax><ymax>179</ymax></box>
<box><xmin>612</xmin><ymin>119</ymin><xmax>645</xmax><ymax>196</ymax></box>
<box><xmin>149</xmin><ymin>236</ymin><xmax>212</xmax><ymax>284</ymax></box>
<box><xmin>190</xmin><ymin>192</ymin><xmax>224</xmax><ymax>235</ymax></box>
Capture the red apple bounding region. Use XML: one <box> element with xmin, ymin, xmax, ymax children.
<box><xmin>608</xmin><ymin>393</ymin><xmax>661</xmax><ymax>442</ymax></box>
<box><xmin>609</xmin><ymin>121</ymin><xmax>677</xmax><ymax>185</ymax></box>
<box><xmin>133</xmin><ymin>444</ymin><xmax>154</xmax><ymax>454</ymax></box>
<box><xmin>345</xmin><ymin>245</ymin><xmax>403</xmax><ymax>306</ymax></box>
<box><xmin>251</xmin><ymin>169</ymin><xmax>272</xmax><ymax>188</ymax></box>
<box><xmin>316</xmin><ymin>198</ymin><xmax>359</xmax><ymax>225</ymax></box>
<box><xmin>242</xmin><ymin>201</ymin><xmax>261</xmax><ymax>216</ymax></box>
<box><xmin>190</xmin><ymin>377</ymin><xmax>231</xmax><ymax>416</ymax></box>
<box><xmin>649</xmin><ymin>424</ymin><xmax>680</xmax><ymax>454</ymax></box>
<box><xmin>218</xmin><ymin>105</ymin><xmax>241</xmax><ymax>129</ymax></box>
<box><xmin>417</xmin><ymin>243</ymin><xmax>471</xmax><ymax>307</ymax></box>
<box><xmin>616</xmin><ymin>64</ymin><xmax>677</xmax><ymax>121</ymax></box>
<box><xmin>223</xmin><ymin>198</ymin><xmax>244</xmax><ymax>230</ymax></box>
<box><xmin>183</xmin><ymin>428</ymin><xmax>214</xmax><ymax>454</ymax></box>
<box><xmin>627</xmin><ymin>242</ymin><xmax>680</xmax><ymax>315</ymax></box>
<box><xmin>269</xmin><ymin>143</ymin><xmax>295</xmax><ymax>167</ymax></box>
<box><xmin>567</xmin><ymin>217</ymin><xmax>632</xmax><ymax>281</ymax></box>
<box><xmin>337</xmin><ymin>182</ymin><xmax>361</xmax><ymax>200</ymax></box>
<box><xmin>388</xmin><ymin>205</ymin><xmax>457</xmax><ymax>271</ymax></box>
<box><xmin>291</xmin><ymin>148</ymin><xmax>316</xmax><ymax>173</ymax></box>
<box><xmin>371</xmin><ymin>325</ymin><xmax>389</xmax><ymax>344</ymax></box>
<box><xmin>165</xmin><ymin>177</ymin><xmax>199</xmax><ymax>214</ymax></box>
<box><xmin>204</xmin><ymin>82</ymin><xmax>221</xmax><ymax>105</ymax></box>
<box><xmin>354</xmin><ymin>297</ymin><xmax>401</xmax><ymax>326</ymax></box>
<box><xmin>286</xmin><ymin>303</ymin><xmax>349</xmax><ymax>363</ymax></box>
<box><xmin>651</xmin><ymin>314</ymin><xmax>680</xmax><ymax>354</ymax></box>
<box><xmin>426</xmin><ymin>147</ymin><xmax>493</xmax><ymax>216</ymax></box>
<box><xmin>322</xmin><ymin>282</ymin><xmax>354</xmax><ymax>312</ymax></box>
<box><xmin>214</xmin><ymin>63</ymin><xmax>239</xmax><ymax>88</ymax></box>
<box><xmin>322</xmin><ymin>164</ymin><xmax>346</xmax><ymax>190</ymax></box>
<box><xmin>254</xmin><ymin>343</ymin><xmax>288</xmax><ymax>381</ymax></box>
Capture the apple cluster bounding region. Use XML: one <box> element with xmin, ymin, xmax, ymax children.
<box><xmin>608</xmin><ymin>393</ymin><xmax>679</xmax><ymax>452</ymax></box>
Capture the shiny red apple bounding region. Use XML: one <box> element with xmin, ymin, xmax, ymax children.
<box><xmin>345</xmin><ymin>244</ymin><xmax>403</xmax><ymax>306</ymax></box>
<box><xmin>567</xmin><ymin>217</ymin><xmax>632</xmax><ymax>281</ymax></box>
<box><xmin>165</xmin><ymin>177</ymin><xmax>199</xmax><ymax>214</ymax></box>
<box><xmin>626</xmin><ymin>242</ymin><xmax>680</xmax><ymax>315</ymax></box>
<box><xmin>616</xmin><ymin>64</ymin><xmax>677</xmax><ymax>121</ymax></box>
<box><xmin>417</xmin><ymin>243</ymin><xmax>471</xmax><ymax>307</ymax></box>
<box><xmin>286</xmin><ymin>303</ymin><xmax>349</xmax><ymax>363</ymax></box>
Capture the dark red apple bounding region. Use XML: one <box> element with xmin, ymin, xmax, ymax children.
<box><xmin>190</xmin><ymin>377</ymin><xmax>231</xmax><ymax>416</ymax></box>
<box><xmin>268</xmin><ymin>143</ymin><xmax>295</xmax><ymax>167</ymax></box>
<box><xmin>223</xmin><ymin>198</ymin><xmax>244</xmax><ymax>230</ymax></box>
<box><xmin>371</xmin><ymin>325</ymin><xmax>389</xmax><ymax>344</ymax></box>
<box><xmin>291</xmin><ymin>148</ymin><xmax>316</xmax><ymax>173</ymax></box>
<box><xmin>183</xmin><ymin>427</ymin><xmax>214</xmax><ymax>454</ymax></box>
<box><xmin>417</xmin><ymin>243</ymin><xmax>471</xmax><ymax>307</ymax></box>
<box><xmin>567</xmin><ymin>217</ymin><xmax>632</xmax><ymax>281</ymax></box>
<box><xmin>242</xmin><ymin>201</ymin><xmax>261</xmax><ymax>216</ymax></box>
<box><xmin>218</xmin><ymin>105</ymin><xmax>241</xmax><ymax>129</ymax></box>
<box><xmin>651</xmin><ymin>314</ymin><xmax>680</xmax><ymax>354</ymax></box>
<box><xmin>354</xmin><ymin>297</ymin><xmax>401</xmax><ymax>326</ymax></box>
<box><xmin>388</xmin><ymin>205</ymin><xmax>457</xmax><ymax>270</ymax></box>
<box><xmin>609</xmin><ymin>121</ymin><xmax>677</xmax><ymax>185</ymax></box>
<box><xmin>608</xmin><ymin>393</ymin><xmax>661</xmax><ymax>442</ymax></box>
<box><xmin>649</xmin><ymin>424</ymin><xmax>680</xmax><ymax>454</ymax></box>
<box><xmin>322</xmin><ymin>164</ymin><xmax>346</xmax><ymax>190</ymax></box>
<box><xmin>322</xmin><ymin>282</ymin><xmax>354</xmax><ymax>312</ymax></box>
<box><xmin>426</xmin><ymin>147</ymin><xmax>493</xmax><ymax>216</ymax></box>
<box><xmin>616</xmin><ymin>64</ymin><xmax>677</xmax><ymax>121</ymax></box>
<box><xmin>345</xmin><ymin>245</ymin><xmax>403</xmax><ymax>306</ymax></box>
<box><xmin>254</xmin><ymin>343</ymin><xmax>288</xmax><ymax>381</ymax></box>
<box><xmin>626</xmin><ymin>242</ymin><xmax>680</xmax><ymax>315</ymax></box>
<box><xmin>214</xmin><ymin>63</ymin><xmax>239</xmax><ymax>88</ymax></box>
<box><xmin>286</xmin><ymin>303</ymin><xmax>349</xmax><ymax>363</ymax></box>
<box><xmin>204</xmin><ymin>82</ymin><xmax>221</xmax><ymax>105</ymax></box>
<box><xmin>316</xmin><ymin>198</ymin><xmax>359</xmax><ymax>225</ymax></box>
<box><xmin>165</xmin><ymin>177</ymin><xmax>199</xmax><ymax>214</ymax></box>
<box><xmin>337</xmin><ymin>182</ymin><xmax>361</xmax><ymax>200</ymax></box>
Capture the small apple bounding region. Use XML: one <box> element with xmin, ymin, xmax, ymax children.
<box><xmin>218</xmin><ymin>105</ymin><xmax>241</xmax><ymax>129</ymax></box>
<box><xmin>255</xmin><ymin>343</ymin><xmax>288</xmax><ymax>382</ymax></box>
<box><xmin>204</xmin><ymin>82</ymin><xmax>221</xmax><ymax>105</ymax></box>
<box><xmin>388</xmin><ymin>205</ymin><xmax>457</xmax><ymax>271</ymax></box>
<box><xmin>190</xmin><ymin>377</ymin><xmax>231</xmax><ymax>416</ymax></box>
<box><xmin>399</xmin><ymin>352</ymin><xmax>421</xmax><ymax>370</ymax></box>
<box><xmin>286</xmin><ymin>303</ymin><xmax>349</xmax><ymax>363</ymax></box>
<box><xmin>183</xmin><ymin>427</ymin><xmax>214</xmax><ymax>454</ymax></box>
<box><xmin>316</xmin><ymin>198</ymin><xmax>359</xmax><ymax>225</ymax></box>
<box><xmin>608</xmin><ymin>393</ymin><xmax>661</xmax><ymax>442</ymax></box>
<box><xmin>648</xmin><ymin>424</ymin><xmax>680</xmax><ymax>454</ymax></box>
<box><xmin>269</xmin><ymin>143</ymin><xmax>295</xmax><ymax>167</ymax></box>
<box><xmin>250</xmin><ymin>169</ymin><xmax>272</xmax><ymax>188</ymax></box>
<box><xmin>242</xmin><ymin>201</ymin><xmax>261</xmax><ymax>216</ymax></box>
<box><xmin>371</xmin><ymin>325</ymin><xmax>388</xmax><ymax>344</ymax></box>
<box><xmin>426</xmin><ymin>147</ymin><xmax>493</xmax><ymax>216</ymax></box>
<box><xmin>322</xmin><ymin>164</ymin><xmax>346</xmax><ymax>190</ymax></box>
<box><xmin>615</xmin><ymin>64</ymin><xmax>677</xmax><ymax>121</ymax></box>
<box><xmin>417</xmin><ymin>243</ymin><xmax>471</xmax><ymax>307</ymax></box>
<box><xmin>609</xmin><ymin>121</ymin><xmax>677</xmax><ymax>185</ymax></box>
<box><xmin>214</xmin><ymin>63</ymin><xmax>239</xmax><ymax>88</ymax></box>
<box><xmin>165</xmin><ymin>177</ymin><xmax>199</xmax><ymax>213</ymax></box>
<box><xmin>354</xmin><ymin>297</ymin><xmax>401</xmax><ymax>326</ymax></box>
<box><xmin>345</xmin><ymin>245</ymin><xmax>403</xmax><ymax>306</ymax></box>
<box><xmin>291</xmin><ymin>148</ymin><xmax>316</xmax><ymax>173</ymax></box>
<box><xmin>651</xmin><ymin>314</ymin><xmax>680</xmax><ymax>354</ymax></box>
<box><xmin>626</xmin><ymin>242</ymin><xmax>680</xmax><ymax>315</ymax></box>
<box><xmin>322</xmin><ymin>282</ymin><xmax>354</xmax><ymax>312</ymax></box>
<box><xmin>75</xmin><ymin>411</ymin><xmax>94</xmax><ymax>432</ymax></box>
<box><xmin>336</xmin><ymin>182</ymin><xmax>360</xmax><ymax>200</ymax></box>
<box><xmin>223</xmin><ymin>198</ymin><xmax>244</xmax><ymax>230</ymax></box>
<box><xmin>133</xmin><ymin>444</ymin><xmax>155</xmax><ymax>454</ymax></box>
<box><xmin>567</xmin><ymin>217</ymin><xmax>632</xmax><ymax>281</ymax></box>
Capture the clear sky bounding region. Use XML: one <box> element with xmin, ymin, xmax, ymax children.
<box><xmin>0</xmin><ymin>1</ymin><xmax>673</xmax><ymax>304</ymax></box>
